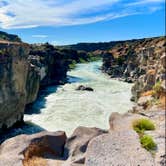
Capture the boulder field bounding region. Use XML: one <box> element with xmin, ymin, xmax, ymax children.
<box><xmin>0</xmin><ymin>111</ymin><xmax>165</xmax><ymax>166</ymax></box>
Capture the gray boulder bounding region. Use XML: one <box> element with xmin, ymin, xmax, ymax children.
<box><xmin>64</xmin><ymin>126</ymin><xmax>107</xmax><ymax>165</ymax></box>
<box><xmin>85</xmin><ymin>131</ymin><xmax>154</xmax><ymax>166</ymax></box>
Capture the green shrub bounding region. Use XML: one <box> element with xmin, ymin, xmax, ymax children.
<box><xmin>69</xmin><ymin>60</ymin><xmax>76</xmax><ymax>69</ymax></box>
<box><xmin>79</xmin><ymin>58</ymin><xmax>87</xmax><ymax>63</ymax></box>
<box><xmin>133</xmin><ymin>118</ymin><xmax>155</xmax><ymax>134</ymax></box>
<box><xmin>140</xmin><ymin>135</ymin><xmax>156</xmax><ymax>151</ymax></box>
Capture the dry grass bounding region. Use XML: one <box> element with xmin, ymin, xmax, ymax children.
<box><xmin>23</xmin><ymin>157</ymin><xmax>47</xmax><ymax>166</ymax></box>
<box><xmin>147</xmin><ymin>69</ymin><xmax>156</xmax><ymax>75</ymax></box>
<box><xmin>23</xmin><ymin>142</ymin><xmax>57</xmax><ymax>166</ymax></box>
<box><xmin>141</xmin><ymin>90</ymin><xmax>154</xmax><ymax>97</ymax></box>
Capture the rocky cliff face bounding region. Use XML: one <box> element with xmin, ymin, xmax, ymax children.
<box><xmin>0</xmin><ymin>34</ymin><xmax>98</xmax><ymax>131</ymax></box>
<box><xmin>0</xmin><ymin>40</ymin><xmax>84</xmax><ymax>131</ymax></box>
<box><xmin>101</xmin><ymin>36</ymin><xmax>165</xmax><ymax>100</ymax></box>
<box><xmin>102</xmin><ymin>37</ymin><xmax>165</xmax><ymax>80</ymax></box>
<box><xmin>0</xmin><ymin>44</ymin><xmax>30</xmax><ymax>131</ymax></box>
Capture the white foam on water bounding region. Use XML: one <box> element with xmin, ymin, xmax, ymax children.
<box><xmin>25</xmin><ymin>61</ymin><xmax>134</xmax><ymax>136</ymax></box>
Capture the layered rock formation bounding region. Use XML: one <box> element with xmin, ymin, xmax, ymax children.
<box><xmin>101</xmin><ymin>36</ymin><xmax>165</xmax><ymax>82</ymax></box>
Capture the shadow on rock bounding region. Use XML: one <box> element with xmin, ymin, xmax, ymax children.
<box><xmin>25</xmin><ymin>86</ymin><xmax>58</xmax><ymax>115</ymax></box>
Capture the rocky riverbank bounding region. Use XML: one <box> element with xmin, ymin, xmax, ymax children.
<box><xmin>0</xmin><ymin>33</ymin><xmax>165</xmax><ymax>166</ymax></box>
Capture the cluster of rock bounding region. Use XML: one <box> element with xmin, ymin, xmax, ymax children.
<box><xmin>131</xmin><ymin>51</ymin><xmax>166</xmax><ymax>101</ymax></box>
<box><xmin>102</xmin><ymin>36</ymin><xmax>165</xmax><ymax>83</ymax></box>
<box><xmin>0</xmin><ymin>112</ymin><xmax>158</xmax><ymax>166</ymax></box>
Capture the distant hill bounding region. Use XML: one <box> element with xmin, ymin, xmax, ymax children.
<box><xmin>62</xmin><ymin>36</ymin><xmax>165</xmax><ymax>52</ymax></box>
<box><xmin>0</xmin><ymin>31</ymin><xmax>22</xmax><ymax>42</ymax></box>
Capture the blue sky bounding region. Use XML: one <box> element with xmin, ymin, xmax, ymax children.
<box><xmin>0</xmin><ymin>0</ymin><xmax>165</xmax><ymax>45</ymax></box>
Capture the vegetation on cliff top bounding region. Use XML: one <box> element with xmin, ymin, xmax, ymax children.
<box><xmin>0</xmin><ymin>31</ymin><xmax>22</xmax><ymax>42</ymax></box>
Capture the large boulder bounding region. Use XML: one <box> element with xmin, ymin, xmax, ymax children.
<box><xmin>137</xmin><ymin>95</ymin><xmax>153</xmax><ymax>109</ymax></box>
<box><xmin>0</xmin><ymin>131</ymin><xmax>67</xmax><ymax>166</ymax></box>
<box><xmin>76</xmin><ymin>85</ymin><xmax>94</xmax><ymax>92</ymax></box>
<box><xmin>85</xmin><ymin>131</ymin><xmax>154</xmax><ymax>166</ymax></box>
<box><xmin>63</xmin><ymin>126</ymin><xmax>107</xmax><ymax>165</ymax></box>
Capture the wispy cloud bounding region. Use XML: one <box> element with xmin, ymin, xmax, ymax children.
<box><xmin>32</xmin><ymin>35</ymin><xmax>48</xmax><ymax>38</ymax></box>
<box><xmin>127</xmin><ymin>0</ymin><xmax>164</xmax><ymax>6</ymax></box>
<box><xmin>0</xmin><ymin>0</ymin><xmax>164</xmax><ymax>29</ymax></box>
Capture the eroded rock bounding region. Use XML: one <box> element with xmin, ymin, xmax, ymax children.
<box><xmin>0</xmin><ymin>131</ymin><xmax>67</xmax><ymax>166</ymax></box>
<box><xmin>63</xmin><ymin>126</ymin><xmax>107</xmax><ymax>164</ymax></box>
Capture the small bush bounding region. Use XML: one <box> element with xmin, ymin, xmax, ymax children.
<box><xmin>69</xmin><ymin>60</ymin><xmax>76</xmax><ymax>69</ymax></box>
<box><xmin>133</xmin><ymin>118</ymin><xmax>155</xmax><ymax>134</ymax></box>
<box><xmin>140</xmin><ymin>135</ymin><xmax>156</xmax><ymax>151</ymax></box>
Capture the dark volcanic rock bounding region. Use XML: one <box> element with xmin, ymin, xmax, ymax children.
<box><xmin>76</xmin><ymin>85</ymin><xmax>94</xmax><ymax>91</ymax></box>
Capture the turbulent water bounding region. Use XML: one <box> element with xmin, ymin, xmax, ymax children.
<box><xmin>24</xmin><ymin>61</ymin><xmax>133</xmax><ymax>136</ymax></box>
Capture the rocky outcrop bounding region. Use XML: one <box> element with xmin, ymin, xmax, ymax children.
<box><xmin>0</xmin><ymin>44</ymin><xmax>30</xmax><ymax>131</ymax></box>
<box><xmin>75</xmin><ymin>85</ymin><xmax>94</xmax><ymax>91</ymax></box>
<box><xmin>0</xmin><ymin>111</ymin><xmax>164</xmax><ymax>166</ymax></box>
<box><xmin>102</xmin><ymin>36</ymin><xmax>165</xmax><ymax>83</ymax></box>
<box><xmin>64</xmin><ymin>126</ymin><xmax>107</xmax><ymax>165</ymax></box>
<box><xmin>131</xmin><ymin>51</ymin><xmax>166</xmax><ymax>102</ymax></box>
<box><xmin>0</xmin><ymin>131</ymin><xmax>66</xmax><ymax>166</ymax></box>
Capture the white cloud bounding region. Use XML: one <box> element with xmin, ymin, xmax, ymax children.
<box><xmin>127</xmin><ymin>0</ymin><xmax>164</xmax><ymax>6</ymax></box>
<box><xmin>32</xmin><ymin>35</ymin><xmax>48</xmax><ymax>38</ymax></box>
<box><xmin>0</xmin><ymin>0</ymin><xmax>164</xmax><ymax>29</ymax></box>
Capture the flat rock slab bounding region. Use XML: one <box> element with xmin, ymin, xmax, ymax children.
<box><xmin>85</xmin><ymin>130</ymin><xmax>155</xmax><ymax>166</ymax></box>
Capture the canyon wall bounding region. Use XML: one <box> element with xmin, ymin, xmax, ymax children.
<box><xmin>0</xmin><ymin>43</ymin><xmax>30</xmax><ymax>131</ymax></box>
<box><xmin>101</xmin><ymin>36</ymin><xmax>165</xmax><ymax>101</ymax></box>
<box><xmin>0</xmin><ymin>40</ymin><xmax>86</xmax><ymax>131</ymax></box>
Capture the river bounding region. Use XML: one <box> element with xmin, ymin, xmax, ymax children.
<box><xmin>24</xmin><ymin>61</ymin><xmax>133</xmax><ymax>136</ymax></box>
